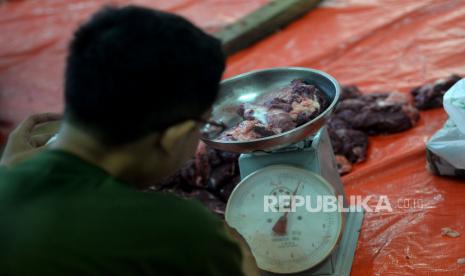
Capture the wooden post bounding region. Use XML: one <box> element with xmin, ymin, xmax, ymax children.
<box><xmin>215</xmin><ymin>0</ymin><xmax>323</xmax><ymax>56</ymax></box>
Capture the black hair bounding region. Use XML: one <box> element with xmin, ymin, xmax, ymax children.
<box><xmin>64</xmin><ymin>5</ymin><xmax>225</xmax><ymax>145</ymax></box>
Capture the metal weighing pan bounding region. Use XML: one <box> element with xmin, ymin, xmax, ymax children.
<box><xmin>201</xmin><ymin>67</ymin><xmax>341</xmax><ymax>153</ymax></box>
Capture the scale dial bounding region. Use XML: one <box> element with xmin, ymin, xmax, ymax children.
<box><xmin>225</xmin><ymin>165</ymin><xmax>343</xmax><ymax>274</ymax></box>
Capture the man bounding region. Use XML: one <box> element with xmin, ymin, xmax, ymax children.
<box><xmin>0</xmin><ymin>6</ymin><xmax>248</xmax><ymax>276</ymax></box>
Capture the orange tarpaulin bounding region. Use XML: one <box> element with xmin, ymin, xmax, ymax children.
<box><xmin>1</xmin><ymin>0</ymin><xmax>465</xmax><ymax>275</ymax></box>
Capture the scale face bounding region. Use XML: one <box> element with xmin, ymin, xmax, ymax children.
<box><xmin>225</xmin><ymin>165</ymin><xmax>344</xmax><ymax>274</ymax></box>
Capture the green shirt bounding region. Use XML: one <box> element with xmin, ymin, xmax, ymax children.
<box><xmin>0</xmin><ymin>150</ymin><xmax>243</xmax><ymax>276</ymax></box>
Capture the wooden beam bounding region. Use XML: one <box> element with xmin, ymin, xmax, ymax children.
<box><xmin>215</xmin><ymin>0</ymin><xmax>323</xmax><ymax>56</ymax></box>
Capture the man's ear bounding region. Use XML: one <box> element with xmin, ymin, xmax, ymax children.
<box><xmin>159</xmin><ymin>120</ymin><xmax>197</xmax><ymax>155</ymax></box>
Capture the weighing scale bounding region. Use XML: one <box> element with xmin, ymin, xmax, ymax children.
<box><xmin>202</xmin><ymin>67</ymin><xmax>364</xmax><ymax>276</ymax></box>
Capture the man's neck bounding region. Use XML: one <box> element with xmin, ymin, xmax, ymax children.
<box><xmin>50</xmin><ymin>122</ymin><xmax>167</xmax><ymax>188</ymax></box>
<box><xmin>50</xmin><ymin>123</ymin><xmax>133</xmax><ymax>180</ymax></box>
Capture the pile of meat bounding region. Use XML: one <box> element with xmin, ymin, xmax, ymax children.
<box><xmin>329</xmin><ymin>74</ymin><xmax>462</xmax><ymax>173</ymax></box>
<box><xmin>154</xmin><ymin>143</ymin><xmax>240</xmax><ymax>215</ymax></box>
<box><xmin>217</xmin><ymin>79</ymin><xmax>328</xmax><ymax>141</ymax></box>
<box><xmin>329</xmin><ymin>86</ymin><xmax>420</xmax><ymax>174</ymax></box>
<box><xmin>152</xmin><ymin>75</ymin><xmax>461</xmax><ymax>215</ymax></box>
<box><xmin>411</xmin><ymin>74</ymin><xmax>462</xmax><ymax>110</ymax></box>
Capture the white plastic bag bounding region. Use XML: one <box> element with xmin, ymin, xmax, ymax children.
<box><xmin>444</xmin><ymin>79</ymin><xmax>465</xmax><ymax>133</ymax></box>
<box><xmin>427</xmin><ymin>79</ymin><xmax>465</xmax><ymax>176</ymax></box>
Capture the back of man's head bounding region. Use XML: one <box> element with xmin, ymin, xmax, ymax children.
<box><xmin>64</xmin><ymin>6</ymin><xmax>225</xmax><ymax>145</ymax></box>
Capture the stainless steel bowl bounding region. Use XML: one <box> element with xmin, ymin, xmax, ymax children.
<box><xmin>201</xmin><ymin>67</ymin><xmax>341</xmax><ymax>153</ymax></box>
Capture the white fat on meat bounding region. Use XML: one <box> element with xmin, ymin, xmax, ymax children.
<box><xmin>289</xmin><ymin>97</ymin><xmax>320</xmax><ymax>120</ymax></box>
<box><xmin>219</xmin><ymin>120</ymin><xmax>263</xmax><ymax>141</ymax></box>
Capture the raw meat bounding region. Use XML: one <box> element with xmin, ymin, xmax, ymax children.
<box><xmin>155</xmin><ymin>142</ymin><xmax>240</xmax><ymax>216</ymax></box>
<box><xmin>335</xmin><ymin>155</ymin><xmax>352</xmax><ymax>175</ymax></box>
<box><xmin>340</xmin><ymin>85</ymin><xmax>362</xmax><ymax>100</ymax></box>
<box><xmin>411</xmin><ymin>74</ymin><xmax>462</xmax><ymax>110</ymax></box>
<box><xmin>329</xmin><ymin>127</ymin><xmax>368</xmax><ymax>163</ymax></box>
<box><xmin>154</xmin><ymin>81</ymin><xmax>432</xmax><ymax>214</ymax></box>
<box><xmin>218</xmin><ymin>120</ymin><xmax>272</xmax><ymax>141</ymax></box>
<box><xmin>328</xmin><ymin>87</ymin><xmax>420</xmax><ymax>173</ymax></box>
<box><xmin>333</xmin><ymin>92</ymin><xmax>419</xmax><ymax>135</ymax></box>
<box><xmin>266</xmin><ymin>109</ymin><xmax>296</xmax><ymax>132</ymax></box>
<box><xmin>216</xmin><ymin>79</ymin><xmax>328</xmax><ymax>141</ymax></box>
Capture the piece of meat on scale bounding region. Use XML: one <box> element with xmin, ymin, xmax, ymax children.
<box><xmin>217</xmin><ymin>79</ymin><xmax>328</xmax><ymax>142</ymax></box>
<box><xmin>218</xmin><ymin>120</ymin><xmax>272</xmax><ymax>141</ymax></box>
<box><xmin>266</xmin><ymin>109</ymin><xmax>296</xmax><ymax>133</ymax></box>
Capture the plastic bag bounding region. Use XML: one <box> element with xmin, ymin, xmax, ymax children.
<box><xmin>426</xmin><ymin>79</ymin><xmax>465</xmax><ymax>177</ymax></box>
